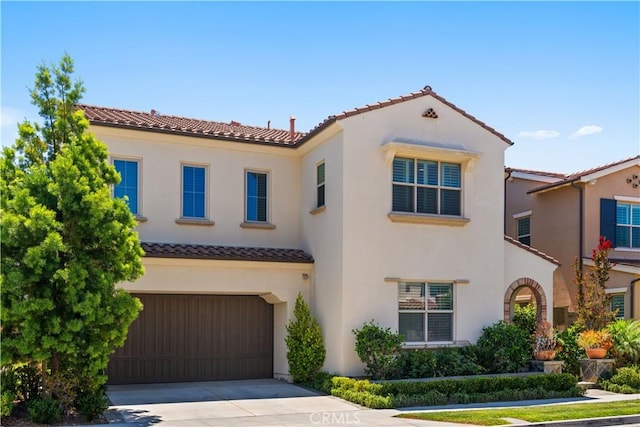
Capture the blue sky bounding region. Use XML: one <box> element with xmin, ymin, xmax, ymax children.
<box><xmin>2</xmin><ymin>1</ymin><xmax>638</xmax><ymax>174</ymax></box>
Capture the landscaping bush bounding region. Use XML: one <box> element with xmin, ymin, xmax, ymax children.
<box><xmin>556</xmin><ymin>325</ymin><xmax>582</xmax><ymax>376</ymax></box>
<box><xmin>301</xmin><ymin>371</ymin><xmax>335</xmax><ymax>394</ymax></box>
<box><xmin>513</xmin><ymin>304</ymin><xmax>537</xmax><ymax>337</ymax></box>
<box><xmin>475</xmin><ymin>321</ymin><xmax>530</xmax><ymax>373</ymax></box>
<box><xmin>352</xmin><ymin>321</ymin><xmax>403</xmax><ymax>379</ymax></box>
<box><xmin>433</xmin><ymin>346</ymin><xmax>485</xmax><ymax>377</ymax></box>
<box><xmin>398</xmin><ymin>349</ymin><xmax>436</xmax><ymax>379</ymax></box>
<box><xmin>608</xmin><ymin>319</ymin><xmax>640</xmax><ymax>367</ymax></box>
<box><xmin>1</xmin><ymin>391</ymin><xmax>15</xmax><ymax>417</ymax></box>
<box><xmin>599</xmin><ymin>365</ymin><xmax>640</xmax><ymax>393</ymax></box>
<box><xmin>15</xmin><ymin>363</ymin><xmax>42</xmax><ymax>402</ymax></box>
<box><xmin>28</xmin><ymin>397</ymin><xmax>62</xmax><ymax>424</ymax></box>
<box><xmin>314</xmin><ymin>374</ymin><xmax>582</xmax><ymax>409</ymax></box>
<box><xmin>285</xmin><ymin>293</ymin><xmax>326</xmax><ymax>383</ymax></box>
<box><xmin>76</xmin><ymin>387</ymin><xmax>108</xmax><ymax>421</ymax></box>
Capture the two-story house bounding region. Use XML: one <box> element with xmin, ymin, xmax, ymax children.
<box><xmin>505</xmin><ymin>156</ymin><xmax>640</xmax><ymax>327</ymax></box>
<box><xmin>80</xmin><ymin>86</ymin><xmax>558</xmax><ymax>384</ymax></box>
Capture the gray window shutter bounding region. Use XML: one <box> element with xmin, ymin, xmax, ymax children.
<box><xmin>600</xmin><ymin>198</ymin><xmax>617</xmax><ymax>246</ymax></box>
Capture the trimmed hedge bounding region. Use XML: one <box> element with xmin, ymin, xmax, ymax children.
<box><xmin>326</xmin><ymin>374</ymin><xmax>583</xmax><ymax>409</ymax></box>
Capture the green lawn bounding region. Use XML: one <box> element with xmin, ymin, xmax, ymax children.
<box><xmin>396</xmin><ymin>399</ymin><xmax>640</xmax><ymax>426</ymax></box>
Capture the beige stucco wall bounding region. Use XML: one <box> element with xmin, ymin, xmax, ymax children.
<box><xmin>118</xmin><ymin>257</ymin><xmax>312</xmax><ymax>380</ymax></box>
<box><xmin>94</xmin><ymin>127</ymin><xmax>302</xmax><ymax>249</ymax></box>
<box><xmin>311</xmin><ymin>95</ymin><xmax>515</xmax><ymax>376</ymax></box>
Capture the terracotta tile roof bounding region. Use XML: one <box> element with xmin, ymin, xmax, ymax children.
<box><xmin>141</xmin><ymin>242</ymin><xmax>314</xmax><ymax>264</ymax></box>
<box><xmin>299</xmin><ymin>86</ymin><xmax>514</xmax><ymax>146</ymax></box>
<box><xmin>78</xmin><ymin>104</ymin><xmax>305</xmax><ymax>146</ymax></box>
<box><xmin>79</xmin><ymin>86</ymin><xmax>513</xmax><ymax>148</ymax></box>
<box><xmin>504</xmin><ymin>235</ymin><xmax>560</xmax><ymax>265</ymax></box>
<box><xmin>529</xmin><ymin>155</ymin><xmax>640</xmax><ymax>194</ymax></box>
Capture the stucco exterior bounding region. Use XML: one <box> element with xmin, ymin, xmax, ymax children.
<box><xmin>505</xmin><ymin>158</ymin><xmax>640</xmax><ymax>325</ymax></box>
<box><xmin>87</xmin><ymin>88</ymin><xmax>559</xmax><ymax>379</ymax></box>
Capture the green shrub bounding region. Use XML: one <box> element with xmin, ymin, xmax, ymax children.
<box><xmin>76</xmin><ymin>387</ymin><xmax>108</xmax><ymax>421</ymax></box>
<box><xmin>329</xmin><ymin>377</ymin><xmax>393</xmax><ymax>409</ymax></box>
<box><xmin>608</xmin><ymin>320</ymin><xmax>640</xmax><ymax>367</ymax></box>
<box><xmin>599</xmin><ymin>365</ymin><xmax>640</xmax><ymax>393</ymax></box>
<box><xmin>285</xmin><ymin>293</ymin><xmax>326</xmax><ymax>383</ymax></box>
<box><xmin>301</xmin><ymin>371</ymin><xmax>335</xmax><ymax>394</ymax></box>
<box><xmin>398</xmin><ymin>349</ymin><xmax>436</xmax><ymax>379</ymax></box>
<box><xmin>0</xmin><ymin>366</ymin><xmax>17</xmax><ymax>395</ymax></box>
<box><xmin>28</xmin><ymin>397</ymin><xmax>62</xmax><ymax>424</ymax></box>
<box><xmin>392</xmin><ymin>391</ymin><xmax>447</xmax><ymax>407</ymax></box>
<box><xmin>433</xmin><ymin>346</ymin><xmax>485</xmax><ymax>377</ymax></box>
<box><xmin>15</xmin><ymin>363</ymin><xmax>42</xmax><ymax>402</ymax></box>
<box><xmin>513</xmin><ymin>304</ymin><xmax>537</xmax><ymax>337</ymax></box>
<box><xmin>475</xmin><ymin>321</ymin><xmax>530</xmax><ymax>373</ymax></box>
<box><xmin>556</xmin><ymin>325</ymin><xmax>582</xmax><ymax>376</ymax></box>
<box><xmin>1</xmin><ymin>391</ymin><xmax>15</xmax><ymax>417</ymax></box>
<box><xmin>352</xmin><ymin>321</ymin><xmax>403</xmax><ymax>379</ymax></box>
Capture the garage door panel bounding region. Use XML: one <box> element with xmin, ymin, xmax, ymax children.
<box><xmin>108</xmin><ymin>294</ymin><xmax>273</xmax><ymax>384</ymax></box>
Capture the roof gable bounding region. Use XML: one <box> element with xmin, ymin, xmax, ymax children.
<box><xmin>529</xmin><ymin>155</ymin><xmax>640</xmax><ymax>194</ymax></box>
<box><xmin>79</xmin><ymin>86</ymin><xmax>514</xmax><ymax>148</ymax></box>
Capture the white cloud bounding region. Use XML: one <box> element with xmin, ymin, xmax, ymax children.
<box><xmin>570</xmin><ymin>125</ymin><xmax>603</xmax><ymax>139</ymax></box>
<box><xmin>517</xmin><ymin>129</ymin><xmax>560</xmax><ymax>140</ymax></box>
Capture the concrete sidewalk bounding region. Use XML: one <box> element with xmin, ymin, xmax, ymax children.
<box><xmin>86</xmin><ymin>382</ymin><xmax>640</xmax><ymax>426</ymax></box>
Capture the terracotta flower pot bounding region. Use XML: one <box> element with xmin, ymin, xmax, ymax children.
<box><xmin>586</xmin><ymin>348</ymin><xmax>607</xmax><ymax>359</ymax></box>
<box><xmin>535</xmin><ymin>350</ymin><xmax>557</xmax><ymax>361</ymax></box>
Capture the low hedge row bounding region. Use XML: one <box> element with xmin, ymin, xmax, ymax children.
<box><xmin>327</xmin><ymin>373</ymin><xmax>584</xmax><ymax>409</ymax></box>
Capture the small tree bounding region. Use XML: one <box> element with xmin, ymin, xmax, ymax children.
<box><xmin>1</xmin><ymin>54</ymin><xmax>144</xmax><ymax>400</ymax></box>
<box><xmin>574</xmin><ymin>236</ymin><xmax>616</xmax><ymax>331</ymax></box>
<box><xmin>285</xmin><ymin>293</ymin><xmax>326</xmax><ymax>383</ymax></box>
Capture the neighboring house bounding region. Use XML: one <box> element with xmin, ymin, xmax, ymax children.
<box><xmin>505</xmin><ymin>156</ymin><xmax>640</xmax><ymax>327</ymax></box>
<box><xmin>80</xmin><ymin>86</ymin><xmax>558</xmax><ymax>384</ymax></box>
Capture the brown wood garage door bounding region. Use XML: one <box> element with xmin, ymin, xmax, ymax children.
<box><xmin>108</xmin><ymin>294</ymin><xmax>273</xmax><ymax>384</ymax></box>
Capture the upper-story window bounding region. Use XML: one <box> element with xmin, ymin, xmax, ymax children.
<box><xmin>246</xmin><ymin>171</ymin><xmax>268</xmax><ymax>222</ymax></box>
<box><xmin>113</xmin><ymin>159</ymin><xmax>140</xmax><ymax>215</ymax></box>
<box><xmin>398</xmin><ymin>282</ymin><xmax>454</xmax><ymax>343</ymax></box>
<box><xmin>517</xmin><ymin>216</ymin><xmax>531</xmax><ymax>246</ymax></box>
<box><xmin>182</xmin><ymin>164</ymin><xmax>207</xmax><ymax>219</ymax></box>
<box><xmin>316</xmin><ymin>162</ymin><xmax>325</xmax><ymax>209</ymax></box>
<box><xmin>616</xmin><ymin>202</ymin><xmax>640</xmax><ymax>248</ymax></box>
<box><xmin>392</xmin><ymin>158</ymin><xmax>461</xmax><ymax>216</ymax></box>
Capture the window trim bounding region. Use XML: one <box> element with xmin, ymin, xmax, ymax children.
<box><xmin>397</xmin><ymin>281</ymin><xmax>455</xmax><ymax>345</ymax></box>
<box><xmin>179</xmin><ymin>162</ymin><xmax>209</xmax><ymax>221</ymax></box>
<box><xmin>112</xmin><ymin>156</ymin><xmax>145</xmax><ymax>220</ymax></box>
<box><xmin>244</xmin><ymin>169</ymin><xmax>271</xmax><ymax>225</ymax></box>
<box><xmin>615</xmin><ymin>201</ymin><xmax>640</xmax><ymax>250</ymax></box>
<box><xmin>609</xmin><ymin>293</ymin><xmax>626</xmax><ymax>319</ymax></box>
<box><xmin>316</xmin><ymin>161</ymin><xmax>326</xmax><ymax>210</ymax></box>
<box><xmin>517</xmin><ymin>215</ymin><xmax>531</xmax><ymax>246</ymax></box>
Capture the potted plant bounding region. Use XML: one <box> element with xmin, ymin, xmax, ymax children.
<box><xmin>577</xmin><ymin>329</ymin><xmax>613</xmax><ymax>359</ymax></box>
<box><xmin>533</xmin><ymin>320</ymin><xmax>558</xmax><ymax>361</ymax></box>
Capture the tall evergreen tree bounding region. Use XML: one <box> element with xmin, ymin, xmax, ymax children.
<box><xmin>1</xmin><ymin>54</ymin><xmax>144</xmax><ymax>389</ymax></box>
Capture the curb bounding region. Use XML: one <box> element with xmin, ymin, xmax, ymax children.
<box><xmin>512</xmin><ymin>415</ymin><xmax>640</xmax><ymax>427</ymax></box>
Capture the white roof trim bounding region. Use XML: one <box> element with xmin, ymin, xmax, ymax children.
<box><xmin>579</xmin><ymin>158</ymin><xmax>640</xmax><ymax>183</ymax></box>
<box><xmin>583</xmin><ymin>258</ymin><xmax>640</xmax><ymax>274</ymax></box>
<box><xmin>510</xmin><ymin>171</ymin><xmax>563</xmax><ymax>184</ymax></box>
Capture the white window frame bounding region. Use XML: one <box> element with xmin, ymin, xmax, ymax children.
<box><xmin>610</xmin><ymin>294</ymin><xmax>626</xmax><ymax>319</ymax></box>
<box><xmin>615</xmin><ymin>201</ymin><xmax>640</xmax><ymax>250</ymax></box>
<box><xmin>517</xmin><ymin>215</ymin><xmax>531</xmax><ymax>246</ymax></box>
<box><xmin>392</xmin><ymin>157</ymin><xmax>463</xmax><ymax>217</ymax></box>
<box><xmin>398</xmin><ymin>282</ymin><xmax>454</xmax><ymax>344</ymax></box>
<box><xmin>112</xmin><ymin>156</ymin><xmax>143</xmax><ymax>218</ymax></box>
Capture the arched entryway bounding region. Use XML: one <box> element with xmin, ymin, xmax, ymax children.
<box><xmin>504</xmin><ymin>277</ymin><xmax>548</xmax><ymax>323</ymax></box>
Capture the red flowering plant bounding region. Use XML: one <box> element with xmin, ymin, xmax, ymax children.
<box><xmin>574</xmin><ymin>236</ymin><xmax>616</xmax><ymax>331</ymax></box>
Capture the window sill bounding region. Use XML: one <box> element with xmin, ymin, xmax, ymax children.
<box><xmin>615</xmin><ymin>247</ymin><xmax>640</xmax><ymax>252</ymax></box>
<box><xmin>135</xmin><ymin>215</ymin><xmax>148</xmax><ymax>223</ymax></box>
<box><xmin>175</xmin><ymin>218</ymin><xmax>215</xmax><ymax>226</ymax></box>
<box><xmin>402</xmin><ymin>341</ymin><xmax>469</xmax><ymax>350</ymax></box>
<box><xmin>388</xmin><ymin>212</ymin><xmax>470</xmax><ymax>226</ymax></box>
<box><xmin>240</xmin><ymin>222</ymin><xmax>276</xmax><ymax>230</ymax></box>
<box><xmin>309</xmin><ymin>205</ymin><xmax>326</xmax><ymax>215</ymax></box>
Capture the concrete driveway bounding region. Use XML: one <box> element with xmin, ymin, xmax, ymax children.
<box><xmin>105</xmin><ymin>379</ymin><xmax>425</xmax><ymax>426</ymax></box>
